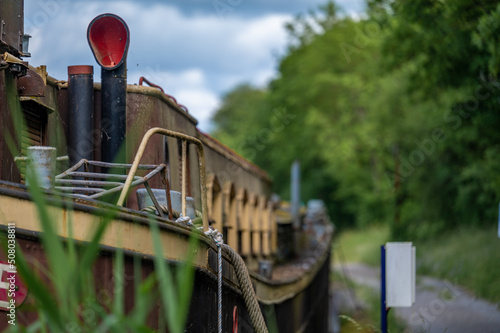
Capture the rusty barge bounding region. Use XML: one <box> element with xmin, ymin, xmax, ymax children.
<box><xmin>0</xmin><ymin>1</ymin><xmax>333</xmax><ymax>332</ymax></box>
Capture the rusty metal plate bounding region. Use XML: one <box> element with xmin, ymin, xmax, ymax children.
<box><xmin>0</xmin><ymin>0</ymin><xmax>23</xmax><ymax>56</ymax></box>
<box><xmin>17</xmin><ymin>67</ymin><xmax>45</xmax><ymax>96</ymax></box>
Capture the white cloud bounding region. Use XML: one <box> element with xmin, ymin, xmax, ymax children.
<box><xmin>175</xmin><ymin>69</ymin><xmax>206</xmax><ymax>87</ymax></box>
<box><xmin>127</xmin><ymin>67</ymin><xmax>219</xmax><ymax>130</ymax></box>
<box><xmin>232</xmin><ymin>14</ymin><xmax>290</xmax><ymax>61</ymax></box>
<box><xmin>21</xmin><ymin>0</ymin><xmax>361</xmax><ymax>132</ymax></box>
<box><xmin>176</xmin><ymin>89</ymin><xmax>220</xmax><ymax>131</ymax></box>
<box><xmin>252</xmin><ymin>68</ymin><xmax>276</xmax><ymax>87</ymax></box>
<box><xmin>25</xmin><ymin>0</ymin><xmax>290</xmax><ymax>83</ymax></box>
<box><xmin>128</xmin><ymin>68</ymin><xmax>206</xmax><ymax>91</ymax></box>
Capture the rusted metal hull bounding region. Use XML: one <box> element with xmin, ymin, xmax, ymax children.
<box><xmin>0</xmin><ymin>234</ymin><xmax>331</xmax><ymax>332</ymax></box>
<box><xmin>0</xmin><ymin>183</ymin><xmax>331</xmax><ymax>332</ymax></box>
<box><xmin>0</xmin><ymin>232</ymin><xmax>255</xmax><ymax>332</ymax></box>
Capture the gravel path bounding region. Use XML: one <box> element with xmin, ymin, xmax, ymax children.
<box><xmin>332</xmin><ymin>263</ymin><xmax>500</xmax><ymax>333</ymax></box>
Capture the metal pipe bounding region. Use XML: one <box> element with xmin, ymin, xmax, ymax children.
<box><xmin>87</xmin><ymin>160</ymin><xmax>158</xmax><ymax>169</ymax></box>
<box><xmin>55</xmin><ymin>187</ymin><xmax>105</xmax><ymax>193</ymax></box>
<box><xmin>144</xmin><ymin>182</ymin><xmax>165</xmax><ymax>218</ymax></box>
<box><xmin>161</xmin><ymin>170</ymin><xmax>174</xmax><ymax>220</ymax></box>
<box><xmin>57</xmin><ymin>171</ymin><xmax>141</xmax><ymax>181</ymax></box>
<box><xmin>291</xmin><ymin>160</ymin><xmax>301</xmax><ymax>257</ymax></box>
<box><xmin>89</xmin><ymin>164</ymin><xmax>166</xmax><ymax>199</ymax></box>
<box><xmin>67</xmin><ymin>65</ymin><xmax>94</xmax><ymax>167</ymax></box>
<box><xmin>181</xmin><ymin>140</ymin><xmax>187</xmax><ymax>218</ymax></box>
<box><xmin>26</xmin><ymin>146</ymin><xmax>57</xmax><ymax>190</ymax></box>
<box><xmin>139</xmin><ymin>76</ymin><xmax>164</xmax><ymax>93</ymax></box>
<box><xmin>55</xmin><ymin>179</ymin><xmax>124</xmax><ymax>187</ymax></box>
<box><xmin>291</xmin><ymin>160</ymin><xmax>300</xmax><ymax>228</ymax></box>
<box><xmin>100</xmin><ymin>62</ymin><xmax>127</xmax><ymax>163</ymax></box>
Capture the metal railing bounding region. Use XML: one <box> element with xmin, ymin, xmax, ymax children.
<box><xmin>53</xmin><ymin>128</ymin><xmax>209</xmax><ymax>229</ymax></box>
<box><xmin>55</xmin><ymin>160</ymin><xmax>172</xmax><ymax>219</ymax></box>
<box><xmin>116</xmin><ymin>127</ymin><xmax>208</xmax><ymax>230</ymax></box>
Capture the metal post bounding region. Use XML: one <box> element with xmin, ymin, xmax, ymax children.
<box><xmin>67</xmin><ymin>65</ymin><xmax>94</xmax><ymax>167</ymax></box>
<box><xmin>101</xmin><ymin>62</ymin><xmax>127</xmax><ymax>163</ymax></box>
<box><xmin>181</xmin><ymin>140</ymin><xmax>187</xmax><ymax>218</ymax></box>
<box><xmin>381</xmin><ymin>245</ymin><xmax>388</xmax><ymax>333</ymax></box>
<box><xmin>26</xmin><ymin>146</ymin><xmax>57</xmax><ymax>190</ymax></box>
<box><xmin>291</xmin><ymin>160</ymin><xmax>300</xmax><ymax>255</ymax></box>
<box><xmin>291</xmin><ymin>160</ymin><xmax>300</xmax><ymax>228</ymax></box>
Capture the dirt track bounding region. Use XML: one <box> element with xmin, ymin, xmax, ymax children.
<box><xmin>332</xmin><ymin>263</ymin><xmax>500</xmax><ymax>333</ymax></box>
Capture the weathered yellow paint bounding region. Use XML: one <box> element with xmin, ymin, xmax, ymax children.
<box><xmin>223</xmin><ymin>181</ymin><xmax>238</xmax><ymax>250</ymax></box>
<box><xmin>207</xmin><ymin>174</ymin><xmax>223</xmax><ymax>230</ymax></box>
<box><xmin>262</xmin><ymin>202</ymin><xmax>272</xmax><ymax>256</ymax></box>
<box><xmin>0</xmin><ymin>192</ymin><xmax>331</xmax><ymax>305</ymax></box>
<box><xmin>270</xmin><ymin>208</ymin><xmax>278</xmax><ymax>255</ymax></box>
<box><xmin>251</xmin><ymin>196</ymin><xmax>262</xmax><ymax>256</ymax></box>
<box><xmin>237</xmin><ymin>189</ymin><xmax>250</xmax><ymax>256</ymax></box>
<box><xmin>0</xmin><ymin>195</ymin><xmax>209</xmax><ymax>267</ymax></box>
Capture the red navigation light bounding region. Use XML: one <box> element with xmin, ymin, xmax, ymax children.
<box><xmin>87</xmin><ymin>14</ymin><xmax>130</xmax><ymax>70</ymax></box>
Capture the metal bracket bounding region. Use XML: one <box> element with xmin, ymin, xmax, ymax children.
<box><xmin>17</xmin><ymin>67</ymin><xmax>46</xmax><ymax>96</ymax></box>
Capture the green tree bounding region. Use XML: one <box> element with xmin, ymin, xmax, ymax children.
<box><xmin>211</xmin><ymin>0</ymin><xmax>500</xmax><ymax>237</ymax></box>
<box><xmin>211</xmin><ymin>84</ymin><xmax>269</xmax><ymax>161</ymax></box>
<box><xmin>370</xmin><ymin>0</ymin><xmax>500</xmax><ymax>237</ymax></box>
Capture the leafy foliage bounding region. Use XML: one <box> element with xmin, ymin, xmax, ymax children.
<box><xmin>211</xmin><ymin>0</ymin><xmax>500</xmax><ymax>238</ymax></box>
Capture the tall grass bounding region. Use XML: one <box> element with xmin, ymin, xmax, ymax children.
<box><xmin>417</xmin><ymin>226</ymin><xmax>500</xmax><ymax>304</ymax></box>
<box><xmin>333</xmin><ymin>224</ymin><xmax>391</xmax><ymax>266</ymax></box>
<box><xmin>1</xmin><ymin>161</ymin><xmax>197</xmax><ymax>332</ymax></box>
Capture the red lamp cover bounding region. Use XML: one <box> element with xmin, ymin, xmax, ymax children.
<box><xmin>87</xmin><ymin>14</ymin><xmax>130</xmax><ymax>70</ymax></box>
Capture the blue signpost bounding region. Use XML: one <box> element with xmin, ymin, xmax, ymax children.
<box><xmin>381</xmin><ymin>245</ymin><xmax>388</xmax><ymax>333</ymax></box>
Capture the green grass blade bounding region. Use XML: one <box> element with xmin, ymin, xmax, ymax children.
<box><xmin>149</xmin><ymin>217</ymin><xmax>182</xmax><ymax>333</ymax></box>
<box><xmin>77</xmin><ymin>214</ymin><xmax>114</xmax><ymax>276</ymax></box>
<box><xmin>175</xmin><ymin>232</ymin><xmax>198</xmax><ymax>325</ymax></box>
<box><xmin>113</xmin><ymin>247</ymin><xmax>124</xmax><ymax>317</ymax></box>
<box><xmin>131</xmin><ymin>255</ymin><xmax>156</xmax><ymax>324</ymax></box>
<box><xmin>24</xmin><ymin>166</ymin><xmax>71</xmax><ymax>312</ymax></box>
<box><xmin>13</xmin><ymin>242</ymin><xmax>64</xmax><ymax>330</ymax></box>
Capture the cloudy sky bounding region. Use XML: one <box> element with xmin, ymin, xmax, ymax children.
<box><xmin>24</xmin><ymin>0</ymin><xmax>364</xmax><ymax>131</ymax></box>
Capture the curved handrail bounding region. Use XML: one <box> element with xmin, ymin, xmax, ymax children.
<box><xmin>116</xmin><ymin>127</ymin><xmax>208</xmax><ymax>230</ymax></box>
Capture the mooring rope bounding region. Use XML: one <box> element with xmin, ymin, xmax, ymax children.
<box><xmin>204</xmin><ymin>227</ymin><xmax>270</xmax><ymax>333</ymax></box>
<box><xmin>205</xmin><ymin>228</ymin><xmax>224</xmax><ymax>333</ymax></box>
<box><xmin>222</xmin><ymin>244</ymin><xmax>269</xmax><ymax>333</ymax></box>
<box><xmin>216</xmin><ymin>232</ymin><xmax>223</xmax><ymax>333</ymax></box>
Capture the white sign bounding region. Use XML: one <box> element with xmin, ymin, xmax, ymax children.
<box><xmin>386</xmin><ymin>242</ymin><xmax>415</xmax><ymax>307</ymax></box>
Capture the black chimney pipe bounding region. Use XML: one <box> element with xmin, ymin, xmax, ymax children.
<box><xmin>100</xmin><ymin>60</ymin><xmax>127</xmax><ymax>164</ymax></box>
<box><xmin>87</xmin><ymin>14</ymin><xmax>130</xmax><ymax>164</ymax></box>
<box><xmin>67</xmin><ymin>65</ymin><xmax>94</xmax><ymax>167</ymax></box>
